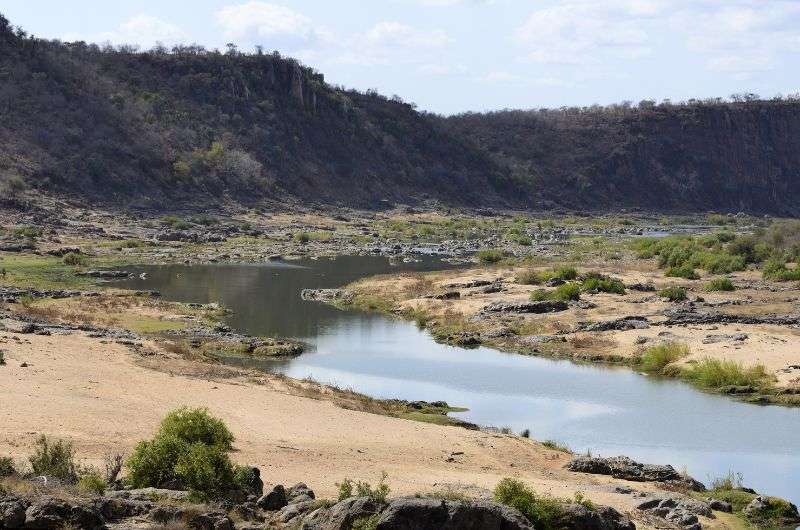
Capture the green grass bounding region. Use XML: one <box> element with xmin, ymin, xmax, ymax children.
<box><xmin>493</xmin><ymin>478</ymin><xmax>576</xmax><ymax>530</ymax></box>
<box><xmin>517</xmin><ymin>266</ymin><xmax>577</xmax><ymax>285</ymax></box>
<box><xmin>705</xmin><ymin>277</ymin><xmax>736</xmax><ymax>291</ymax></box>
<box><xmin>0</xmin><ymin>254</ymin><xmax>98</xmax><ymax>289</ymax></box>
<box><xmin>665</xmin><ymin>264</ymin><xmax>699</xmax><ymax>280</ymax></box>
<box><xmin>762</xmin><ymin>258</ymin><xmax>800</xmax><ymax>281</ymax></box>
<box><xmin>682</xmin><ymin>358</ymin><xmax>772</xmax><ymax>390</ymax></box>
<box><xmin>580</xmin><ymin>276</ymin><xmax>625</xmax><ymax>294</ymax></box>
<box><xmin>541</xmin><ymin>440</ymin><xmax>572</xmax><ymax>453</ymax></box>
<box><xmin>530</xmin><ymin>283</ymin><xmax>580</xmax><ymax>302</ymax></box>
<box><xmin>658</xmin><ymin>285</ymin><xmax>687</xmax><ymax>301</ymax></box>
<box><xmin>638</xmin><ymin>342</ymin><xmax>689</xmax><ymax>374</ymax></box>
<box><xmin>476</xmin><ymin>249</ymin><xmax>506</xmax><ymax>264</ymax></box>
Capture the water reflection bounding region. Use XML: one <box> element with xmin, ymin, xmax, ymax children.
<box><xmin>119</xmin><ymin>257</ymin><xmax>800</xmax><ymax>505</ymax></box>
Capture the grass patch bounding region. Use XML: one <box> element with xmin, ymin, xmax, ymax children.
<box><xmin>476</xmin><ymin>249</ymin><xmax>506</xmax><ymax>264</ymax></box>
<box><xmin>516</xmin><ymin>266</ymin><xmax>577</xmax><ymax>285</ymax></box>
<box><xmin>530</xmin><ymin>283</ymin><xmax>580</xmax><ymax>302</ymax></box>
<box><xmin>580</xmin><ymin>275</ymin><xmax>625</xmax><ymax>294</ymax></box>
<box><xmin>705</xmin><ymin>277</ymin><xmax>736</xmax><ymax>291</ymax></box>
<box><xmin>762</xmin><ymin>258</ymin><xmax>800</xmax><ymax>281</ymax></box>
<box><xmin>665</xmin><ymin>264</ymin><xmax>699</xmax><ymax>280</ymax></box>
<box><xmin>682</xmin><ymin>358</ymin><xmax>773</xmax><ymax>390</ymax></box>
<box><xmin>638</xmin><ymin>342</ymin><xmax>689</xmax><ymax>374</ymax></box>
<box><xmin>494</xmin><ymin>478</ymin><xmax>582</xmax><ymax>530</ymax></box>
<box><xmin>337</xmin><ymin>472</ymin><xmax>390</xmax><ymax>503</ymax></box>
<box><xmin>0</xmin><ymin>254</ymin><xmax>99</xmax><ymax>289</ymax></box>
<box><xmin>658</xmin><ymin>285</ymin><xmax>687</xmax><ymax>301</ymax></box>
<box><xmin>541</xmin><ymin>440</ymin><xmax>572</xmax><ymax>453</ymax></box>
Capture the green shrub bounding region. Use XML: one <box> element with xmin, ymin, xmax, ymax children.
<box><xmin>125</xmin><ymin>408</ymin><xmax>237</xmax><ymax>499</ymax></box>
<box><xmin>762</xmin><ymin>258</ymin><xmax>800</xmax><ymax>281</ymax></box>
<box><xmin>158</xmin><ymin>407</ymin><xmax>234</xmax><ymax>450</ymax></box>
<box><xmin>658</xmin><ymin>286</ymin><xmax>687</xmax><ymax>301</ymax></box>
<box><xmin>493</xmin><ymin>478</ymin><xmax>568</xmax><ymax>530</ymax></box>
<box><xmin>665</xmin><ymin>264</ymin><xmax>699</xmax><ymax>280</ymax></box>
<box><xmin>0</xmin><ymin>457</ymin><xmax>16</xmax><ymax>477</ymax></box>
<box><xmin>581</xmin><ymin>277</ymin><xmax>625</xmax><ymax>294</ymax></box>
<box><xmin>29</xmin><ymin>435</ymin><xmax>77</xmax><ymax>482</ymax></box>
<box><xmin>530</xmin><ymin>283</ymin><xmax>580</xmax><ymax>302</ymax></box>
<box><xmin>705</xmin><ymin>278</ymin><xmax>735</xmax><ymax>292</ymax></box>
<box><xmin>336</xmin><ymin>472</ymin><xmax>390</xmax><ymax>503</ymax></box>
<box><xmin>233</xmin><ymin>465</ymin><xmax>262</xmax><ymax>495</ymax></box>
<box><xmin>174</xmin><ymin>444</ymin><xmax>235</xmax><ymax>500</ymax></box>
<box><xmin>351</xmin><ymin>514</ymin><xmax>380</xmax><ymax>530</ymax></box>
<box><xmin>541</xmin><ymin>440</ymin><xmax>572</xmax><ymax>453</ymax></box>
<box><xmin>516</xmin><ymin>266</ymin><xmax>576</xmax><ymax>285</ymax></box>
<box><xmin>638</xmin><ymin>342</ymin><xmax>689</xmax><ymax>374</ymax></box>
<box><xmin>77</xmin><ymin>472</ymin><xmax>106</xmax><ymax>495</ymax></box>
<box><xmin>476</xmin><ymin>249</ymin><xmax>505</xmax><ymax>264</ymax></box>
<box><xmin>294</xmin><ymin>232</ymin><xmax>311</xmax><ymax>244</ymax></box>
<box><xmin>682</xmin><ymin>358</ymin><xmax>772</xmax><ymax>390</ymax></box>
<box><xmin>13</xmin><ymin>226</ymin><xmax>42</xmax><ymax>239</ymax></box>
<box><xmin>62</xmin><ymin>252</ymin><xmax>87</xmax><ymax>266</ymax></box>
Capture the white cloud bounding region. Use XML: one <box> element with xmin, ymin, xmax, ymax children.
<box><xmin>418</xmin><ymin>63</ymin><xmax>468</xmax><ymax>76</ymax></box>
<box><xmin>215</xmin><ymin>2</ymin><xmax>331</xmax><ymax>47</ymax></box>
<box><xmin>515</xmin><ymin>2</ymin><xmax>652</xmax><ymax>65</ymax></box>
<box><xmin>364</xmin><ymin>22</ymin><xmax>451</xmax><ymax>49</ymax></box>
<box><xmin>63</xmin><ymin>14</ymin><xmax>187</xmax><ymax>47</ymax></box>
<box><xmin>332</xmin><ymin>22</ymin><xmax>453</xmax><ymax>66</ymax></box>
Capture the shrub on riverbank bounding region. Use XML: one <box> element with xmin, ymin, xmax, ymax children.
<box><xmin>493</xmin><ymin>478</ymin><xmax>569</xmax><ymax>530</ymax></box>
<box><xmin>530</xmin><ymin>283</ymin><xmax>581</xmax><ymax>302</ymax></box>
<box><xmin>476</xmin><ymin>249</ymin><xmax>505</xmax><ymax>264</ymax></box>
<box><xmin>517</xmin><ymin>266</ymin><xmax>578</xmax><ymax>285</ymax></box>
<box><xmin>638</xmin><ymin>342</ymin><xmax>689</xmax><ymax>375</ymax></box>
<box><xmin>581</xmin><ymin>275</ymin><xmax>626</xmax><ymax>294</ymax></box>
<box><xmin>665</xmin><ymin>264</ymin><xmax>699</xmax><ymax>280</ymax></box>
<box><xmin>29</xmin><ymin>435</ymin><xmax>78</xmax><ymax>482</ymax></box>
<box><xmin>705</xmin><ymin>278</ymin><xmax>736</xmax><ymax>291</ymax></box>
<box><xmin>682</xmin><ymin>359</ymin><xmax>772</xmax><ymax>390</ymax></box>
<box><xmin>126</xmin><ymin>407</ymin><xmax>246</xmax><ymax>499</ymax></box>
<box><xmin>762</xmin><ymin>258</ymin><xmax>800</xmax><ymax>281</ymax></box>
<box><xmin>658</xmin><ymin>285</ymin><xmax>687</xmax><ymax>301</ymax></box>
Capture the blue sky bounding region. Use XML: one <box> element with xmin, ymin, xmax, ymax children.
<box><xmin>3</xmin><ymin>1</ymin><xmax>799</xmax><ymax>114</ymax></box>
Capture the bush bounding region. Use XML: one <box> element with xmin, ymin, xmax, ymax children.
<box><xmin>530</xmin><ymin>283</ymin><xmax>580</xmax><ymax>302</ymax></box>
<box><xmin>336</xmin><ymin>472</ymin><xmax>390</xmax><ymax>503</ymax></box>
<box><xmin>762</xmin><ymin>258</ymin><xmax>800</xmax><ymax>281</ymax></box>
<box><xmin>0</xmin><ymin>457</ymin><xmax>16</xmax><ymax>477</ymax></box>
<box><xmin>77</xmin><ymin>472</ymin><xmax>106</xmax><ymax>495</ymax></box>
<box><xmin>493</xmin><ymin>478</ymin><xmax>568</xmax><ymax>530</ymax></box>
<box><xmin>476</xmin><ymin>249</ymin><xmax>505</xmax><ymax>264</ymax></box>
<box><xmin>125</xmin><ymin>408</ymin><xmax>237</xmax><ymax>499</ymax></box>
<box><xmin>581</xmin><ymin>277</ymin><xmax>625</xmax><ymax>294</ymax></box>
<box><xmin>658</xmin><ymin>286</ymin><xmax>687</xmax><ymax>301</ymax></box>
<box><xmin>541</xmin><ymin>440</ymin><xmax>572</xmax><ymax>453</ymax></box>
<box><xmin>705</xmin><ymin>278</ymin><xmax>735</xmax><ymax>291</ymax></box>
<box><xmin>517</xmin><ymin>266</ymin><xmax>577</xmax><ymax>285</ymax></box>
<box><xmin>29</xmin><ymin>435</ymin><xmax>77</xmax><ymax>482</ymax></box>
<box><xmin>682</xmin><ymin>358</ymin><xmax>772</xmax><ymax>389</ymax></box>
<box><xmin>638</xmin><ymin>342</ymin><xmax>689</xmax><ymax>374</ymax></box>
<box><xmin>665</xmin><ymin>264</ymin><xmax>699</xmax><ymax>280</ymax></box>
<box><xmin>294</xmin><ymin>232</ymin><xmax>311</xmax><ymax>244</ymax></box>
<box><xmin>62</xmin><ymin>252</ymin><xmax>87</xmax><ymax>266</ymax></box>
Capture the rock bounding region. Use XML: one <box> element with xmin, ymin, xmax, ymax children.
<box><xmin>301</xmin><ymin>496</ymin><xmax>384</xmax><ymax>530</ymax></box>
<box><xmin>707</xmin><ymin>499</ymin><xmax>732</xmax><ymax>513</ymax></box>
<box><xmin>480</xmin><ymin>300</ymin><xmax>569</xmax><ymax>314</ymax></box>
<box><xmin>94</xmin><ymin>497</ymin><xmax>152</xmax><ymax>521</ymax></box>
<box><xmin>286</xmin><ymin>483</ymin><xmax>316</xmax><ymax>504</ymax></box>
<box><xmin>24</xmin><ymin>497</ymin><xmax>105</xmax><ymax>529</ymax></box>
<box><xmin>579</xmin><ymin>316</ymin><xmax>649</xmax><ymax>332</ymax></box>
<box><xmin>702</xmin><ymin>333</ymin><xmax>748</xmax><ymax>344</ymax></box>
<box><xmin>107</xmin><ymin>487</ymin><xmax>190</xmax><ymax>502</ymax></box>
<box><xmin>743</xmin><ymin>496</ymin><xmax>800</xmax><ymax>526</ymax></box>
<box><xmin>19</xmin><ymin>323</ymin><xmax>37</xmax><ymax>334</ymax></box>
<box><xmin>75</xmin><ymin>270</ymin><xmax>131</xmax><ymax>279</ymax></box>
<box><xmin>0</xmin><ymin>242</ymin><xmax>35</xmax><ymax>252</ymax></box>
<box><xmin>567</xmin><ymin>456</ymin><xmax>705</xmax><ymax>491</ymax></box>
<box><xmin>0</xmin><ymin>497</ymin><xmax>28</xmax><ymax>528</ymax></box>
<box><xmin>277</xmin><ymin>500</ymin><xmax>319</xmax><ymax>524</ymax></box>
<box><xmin>374</xmin><ymin>496</ymin><xmax>533</xmax><ymax>530</ymax></box>
<box><xmin>301</xmin><ymin>289</ymin><xmax>354</xmax><ymax>304</ymax></box>
<box><xmin>628</xmin><ymin>283</ymin><xmax>656</xmax><ymax>292</ymax></box>
<box><xmin>258</xmin><ymin>485</ymin><xmax>288</xmax><ymax>511</ymax></box>
<box><xmin>46</xmin><ymin>247</ymin><xmax>81</xmax><ymax>257</ymax></box>
<box><xmin>559</xmin><ymin>503</ymin><xmax>635</xmax><ymax>530</ymax></box>
<box><xmin>519</xmin><ymin>335</ymin><xmax>567</xmax><ymax>345</ymax></box>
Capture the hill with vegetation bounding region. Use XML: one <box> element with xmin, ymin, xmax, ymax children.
<box><xmin>1</xmin><ymin>12</ymin><xmax>799</xmax><ymax>214</ymax></box>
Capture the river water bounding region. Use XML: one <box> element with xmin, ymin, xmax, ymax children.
<box><xmin>117</xmin><ymin>256</ymin><xmax>800</xmax><ymax>505</ymax></box>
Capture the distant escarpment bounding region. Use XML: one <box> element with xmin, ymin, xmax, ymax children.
<box><xmin>442</xmin><ymin>99</ymin><xmax>800</xmax><ymax>215</ymax></box>
<box><xmin>1</xmin><ymin>12</ymin><xmax>799</xmax><ymax>214</ymax></box>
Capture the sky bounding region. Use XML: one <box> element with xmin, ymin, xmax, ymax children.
<box><xmin>2</xmin><ymin>0</ymin><xmax>799</xmax><ymax>114</ymax></box>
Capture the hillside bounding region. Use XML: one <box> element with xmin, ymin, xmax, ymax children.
<box><xmin>1</xmin><ymin>12</ymin><xmax>800</xmax><ymax>214</ymax></box>
<box><xmin>0</xmin><ymin>13</ymin><xmax>511</xmax><ymax>209</ymax></box>
<box><xmin>442</xmin><ymin>100</ymin><xmax>800</xmax><ymax>215</ymax></box>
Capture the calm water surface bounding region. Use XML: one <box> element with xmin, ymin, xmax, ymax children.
<box><xmin>118</xmin><ymin>257</ymin><xmax>800</xmax><ymax>505</ymax></box>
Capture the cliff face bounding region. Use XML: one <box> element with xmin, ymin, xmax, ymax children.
<box><xmin>0</xmin><ymin>17</ymin><xmax>509</xmax><ymax>208</ymax></box>
<box><xmin>443</xmin><ymin>101</ymin><xmax>800</xmax><ymax>215</ymax></box>
<box><xmin>1</xmin><ymin>13</ymin><xmax>799</xmax><ymax>214</ymax></box>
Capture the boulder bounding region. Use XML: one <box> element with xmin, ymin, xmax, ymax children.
<box><xmin>301</xmin><ymin>496</ymin><xmax>384</xmax><ymax>530</ymax></box>
<box><xmin>301</xmin><ymin>289</ymin><xmax>354</xmax><ymax>304</ymax></box>
<box><xmin>24</xmin><ymin>497</ymin><xmax>105</xmax><ymax>529</ymax></box>
<box><xmin>567</xmin><ymin>456</ymin><xmax>705</xmax><ymax>491</ymax></box>
<box><xmin>0</xmin><ymin>496</ymin><xmax>28</xmax><ymax>528</ymax></box>
<box><xmin>107</xmin><ymin>488</ymin><xmax>190</xmax><ymax>502</ymax></box>
<box><xmin>258</xmin><ymin>484</ymin><xmax>288</xmax><ymax>511</ymax></box>
<box><xmin>480</xmin><ymin>300</ymin><xmax>569</xmax><ymax>315</ymax></box>
<box><xmin>287</xmin><ymin>483</ymin><xmax>316</xmax><ymax>503</ymax></box>
<box><xmin>559</xmin><ymin>503</ymin><xmax>635</xmax><ymax>530</ymax></box>
<box><xmin>374</xmin><ymin>497</ymin><xmax>533</xmax><ymax>530</ymax></box>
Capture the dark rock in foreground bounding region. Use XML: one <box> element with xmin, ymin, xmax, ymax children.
<box><xmin>567</xmin><ymin>455</ymin><xmax>705</xmax><ymax>491</ymax></box>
